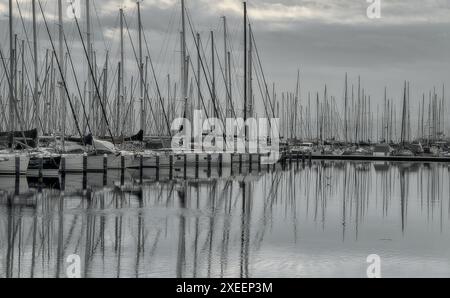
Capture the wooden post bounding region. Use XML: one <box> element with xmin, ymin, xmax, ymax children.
<box><xmin>39</xmin><ymin>154</ymin><xmax>43</xmax><ymax>179</ymax></box>
<box><xmin>169</xmin><ymin>155</ymin><xmax>173</xmax><ymax>180</ymax></box>
<box><xmin>230</xmin><ymin>154</ymin><xmax>234</xmax><ymax>176</ymax></box>
<box><xmin>258</xmin><ymin>154</ymin><xmax>261</xmax><ymax>172</ymax></box>
<box><xmin>184</xmin><ymin>154</ymin><xmax>187</xmax><ymax>180</ymax></box>
<box><xmin>60</xmin><ymin>170</ymin><xmax>66</xmax><ymax>192</ymax></box>
<box><xmin>83</xmin><ymin>152</ymin><xmax>88</xmax><ymax>173</ymax></box>
<box><xmin>61</xmin><ymin>155</ymin><xmax>66</xmax><ymax>173</ymax></box>
<box><xmin>195</xmin><ymin>154</ymin><xmax>199</xmax><ymax>179</ymax></box>
<box><xmin>83</xmin><ymin>174</ymin><xmax>87</xmax><ymax>190</ymax></box>
<box><xmin>101</xmin><ymin>154</ymin><xmax>107</xmax><ymax>185</ymax></box>
<box><xmin>239</xmin><ymin>154</ymin><xmax>243</xmax><ymax>174</ymax></box>
<box><xmin>156</xmin><ymin>155</ymin><xmax>160</xmax><ymax>181</ymax></box>
<box><xmin>15</xmin><ymin>172</ymin><xmax>21</xmax><ymax>196</ymax></box>
<box><xmin>139</xmin><ymin>154</ymin><xmax>143</xmax><ymax>184</ymax></box>
<box><xmin>120</xmin><ymin>154</ymin><xmax>125</xmax><ymax>186</ymax></box>
<box><xmin>15</xmin><ymin>154</ymin><xmax>20</xmax><ymax>177</ymax></box>
<box><xmin>207</xmin><ymin>154</ymin><xmax>211</xmax><ymax>177</ymax></box>
<box><xmin>103</xmin><ymin>154</ymin><xmax>107</xmax><ymax>173</ymax></box>
<box><xmin>219</xmin><ymin>154</ymin><xmax>223</xmax><ymax>177</ymax></box>
<box><xmin>309</xmin><ymin>152</ymin><xmax>312</xmax><ymax>167</ymax></box>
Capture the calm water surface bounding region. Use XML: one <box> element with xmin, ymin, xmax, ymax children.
<box><xmin>1</xmin><ymin>161</ymin><xmax>449</xmax><ymax>278</ymax></box>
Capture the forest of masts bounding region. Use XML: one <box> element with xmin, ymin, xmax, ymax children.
<box><xmin>0</xmin><ymin>0</ymin><xmax>447</xmax><ymax>147</ymax></box>
<box><xmin>278</xmin><ymin>74</ymin><xmax>447</xmax><ymax>144</ymax></box>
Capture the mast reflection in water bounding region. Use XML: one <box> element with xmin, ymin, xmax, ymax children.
<box><xmin>1</xmin><ymin>162</ymin><xmax>450</xmax><ymax>278</ymax></box>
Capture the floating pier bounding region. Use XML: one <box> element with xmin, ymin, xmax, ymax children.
<box><xmin>2</xmin><ymin>151</ymin><xmax>450</xmax><ymax>179</ymax></box>
<box><xmin>284</xmin><ymin>153</ymin><xmax>450</xmax><ymax>163</ymax></box>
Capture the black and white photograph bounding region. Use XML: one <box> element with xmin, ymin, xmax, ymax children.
<box><xmin>0</xmin><ymin>0</ymin><xmax>450</xmax><ymax>285</ymax></box>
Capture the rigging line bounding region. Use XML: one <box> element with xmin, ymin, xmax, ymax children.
<box><xmin>186</xmin><ymin>50</ymin><xmax>210</xmax><ymax>120</ymax></box>
<box><xmin>213</xmin><ymin>41</ymin><xmax>237</xmax><ymax>119</ymax></box>
<box><xmin>5</xmin><ymin>35</ymin><xmax>45</xmax><ymax>133</ymax></box>
<box><xmin>0</xmin><ymin>70</ymin><xmax>6</xmax><ymax>87</ymax></box>
<box><xmin>0</xmin><ymin>47</ymin><xmax>29</xmax><ymax>148</ymax></box>
<box><xmin>228</xmin><ymin>53</ymin><xmax>243</xmax><ymax>109</ymax></box>
<box><xmin>15</xmin><ymin>40</ymin><xmax>34</xmax><ymax>127</ymax></box>
<box><xmin>15</xmin><ymin>0</ymin><xmax>35</xmax><ymax>66</ymax></box>
<box><xmin>155</xmin><ymin>3</ymin><xmax>177</xmax><ymax>80</ymax></box>
<box><xmin>123</xmin><ymin>11</ymin><xmax>170</xmax><ymax>137</ymax></box>
<box><xmin>185</xmin><ymin>48</ymin><xmax>231</xmax><ymax>149</ymax></box>
<box><xmin>252</xmin><ymin>50</ymin><xmax>273</xmax><ymax>126</ymax></box>
<box><xmin>140</xmin><ymin>15</ymin><xmax>173</xmax><ymax>137</ymax></box>
<box><xmin>185</xmin><ymin>10</ymin><xmax>215</xmax><ymax>97</ymax></box>
<box><xmin>106</xmin><ymin>65</ymin><xmax>119</xmax><ymax>118</ymax></box>
<box><xmin>205</xmin><ymin>39</ymin><xmax>228</xmax><ymax>121</ymax></box>
<box><xmin>253</xmin><ymin>55</ymin><xmax>271</xmax><ymax>125</ymax></box>
<box><xmin>227</xmin><ymin>19</ymin><xmax>244</xmax><ymax>100</ymax></box>
<box><xmin>13</xmin><ymin>1</ymin><xmax>40</xmax><ymax>104</ymax></box>
<box><xmin>121</xmin><ymin>77</ymin><xmax>138</xmax><ymax>134</ymax></box>
<box><xmin>250</xmin><ymin>26</ymin><xmax>280</xmax><ymax>139</ymax></box>
<box><xmin>0</xmin><ymin>97</ymin><xmax>8</xmax><ymax>130</ymax></box>
<box><xmin>122</xmin><ymin>13</ymin><xmax>158</xmax><ymax>128</ymax></box>
<box><xmin>185</xmin><ymin>10</ymin><xmax>225</xmax><ymax>130</ymax></box>
<box><xmin>63</xmin><ymin>32</ymin><xmax>93</xmax><ymax>137</ymax></box>
<box><xmin>38</xmin><ymin>0</ymin><xmax>85</xmax><ymax>143</ymax></box>
<box><xmin>71</xmin><ymin>5</ymin><xmax>116</xmax><ymax>145</ymax></box>
<box><xmin>92</xmin><ymin>0</ymin><xmax>109</xmax><ymax>51</ymax></box>
<box><xmin>250</xmin><ymin>25</ymin><xmax>275</xmax><ymax>119</ymax></box>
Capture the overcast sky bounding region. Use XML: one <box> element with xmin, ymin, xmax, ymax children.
<box><xmin>1</xmin><ymin>0</ymin><xmax>450</xmax><ymax>114</ymax></box>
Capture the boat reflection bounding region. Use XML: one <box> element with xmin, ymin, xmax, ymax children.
<box><xmin>0</xmin><ymin>161</ymin><xmax>449</xmax><ymax>278</ymax></box>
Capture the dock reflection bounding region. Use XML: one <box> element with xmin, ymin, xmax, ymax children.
<box><xmin>1</xmin><ymin>161</ymin><xmax>449</xmax><ymax>278</ymax></box>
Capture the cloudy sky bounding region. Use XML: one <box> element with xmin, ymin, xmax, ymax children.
<box><xmin>1</xmin><ymin>0</ymin><xmax>450</xmax><ymax>114</ymax></box>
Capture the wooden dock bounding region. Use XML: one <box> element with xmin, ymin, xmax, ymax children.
<box><xmin>284</xmin><ymin>153</ymin><xmax>450</xmax><ymax>163</ymax></box>
<box><xmin>2</xmin><ymin>151</ymin><xmax>450</xmax><ymax>180</ymax></box>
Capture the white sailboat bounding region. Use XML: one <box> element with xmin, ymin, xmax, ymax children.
<box><xmin>62</xmin><ymin>138</ymin><xmax>133</xmax><ymax>172</ymax></box>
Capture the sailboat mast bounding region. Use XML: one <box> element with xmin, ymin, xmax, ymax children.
<box><xmin>243</xmin><ymin>2</ymin><xmax>248</xmax><ymax>141</ymax></box>
<box><xmin>117</xmin><ymin>62</ymin><xmax>121</xmax><ymax>136</ymax></box>
<box><xmin>223</xmin><ymin>16</ymin><xmax>229</xmax><ymax>118</ymax></box>
<box><xmin>102</xmin><ymin>51</ymin><xmax>109</xmax><ymax>137</ymax></box>
<box><xmin>138</xmin><ymin>1</ymin><xmax>145</xmax><ymax>135</ymax></box>
<box><xmin>119</xmin><ymin>8</ymin><xmax>124</xmax><ymax>135</ymax></box>
<box><xmin>32</xmin><ymin>0</ymin><xmax>39</xmax><ymax>138</ymax></box>
<box><xmin>248</xmin><ymin>25</ymin><xmax>253</xmax><ymax>119</ymax></box>
<box><xmin>228</xmin><ymin>51</ymin><xmax>232</xmax><ymax>115</ymax></box>
<box><xmin>294</xmin><ymin>70</ymin><xmax>299</xmax><ymax>140</ymax></box>
<box><xmin>58</xmin><ymin>0</ymin><xmax>65</xmax><ymax>149</ymax></box>
<box><xmin>181</xmin><ymin>0</ymin><xmax>188</xmax><ymax>117</ymax></box>
<box><xmin>344</xmin><ymin>73</ymin><xmax>348</xmax><ymax>143</ymax></box>
<box><xmin>196</xmin><ymin>33</ymin><xmax>201</xmax><ymax>111</ymax></box>
<box><xmin>9</xmin><ymin>0</ymin><xmax>15</xmax><ymax>135</ymax></box>
<box><xmin>86</xmin><ymin>0</ymin><xmax>92</xmax><ymax>135</ymax></box>
<box><xmin>421</xmin><ymin>94</ymin><xmax>425</xmax><ymax>140</ymax></box>
<box><xmin>401</xmin><ymin>81</ymin><xmax>407</xmax><ymax>145</ymax></box>
<box><xmin>211</xmin><ymin>30</ymin><xmax>216</xmax><ymax>118</ymax></box>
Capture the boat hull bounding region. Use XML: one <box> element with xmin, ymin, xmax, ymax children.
<box><xmin>0</xmin><ymin>153</ymin><xmax>30</xmax><ymax>175</ymax></box>
<box><xmin>27</xmin><ymin>154</ymin><xmax>61</xmax><ymax>177</ymax></box>
<box><xmin>128</xmin><ymin>152</ymin><xmax>174</xmax><ymax>169</ymax></box>
<box><xmin>61</xmin><ymin>153</ymin><xmax>133</xmax><ymax>172</ymax></box>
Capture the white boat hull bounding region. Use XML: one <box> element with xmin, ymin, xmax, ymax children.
<box><xmin>61</xmin><ymin>153</ymin><xmax>133</xmax><ymax>172</ymax></box>
<box><xmin>0</xmin><ymin>153</ymin><xmax>30</xmax><ymax>175</ymax></box>
<box><xmin>128</xmin><ymin>152</ymin><xmax>174</xmax><ymax>169</ymax></box>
